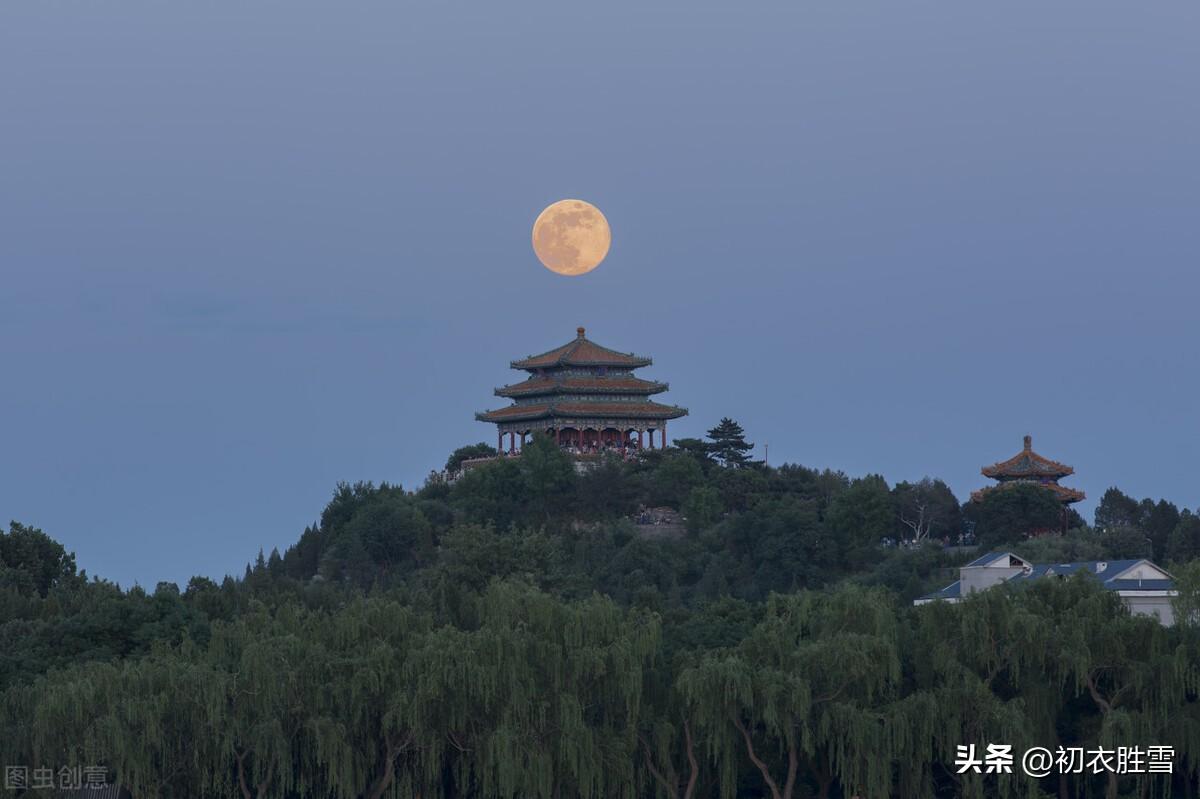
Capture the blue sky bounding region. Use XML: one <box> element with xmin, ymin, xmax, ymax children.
<box><xmin>2</xmin><ymin>1</ymin><xmax>1197</xmax><ymax>588</ymax></box>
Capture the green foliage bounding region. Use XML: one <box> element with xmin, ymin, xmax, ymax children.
<box><xmin>1012</xmin><ymin>528</ymin><xmax>1109</xmax><ymax>563</ymax></box>
<box><xmin>648</xmin><ymin>452</ymin><xmax>705</xmax><ymax>508</ymax></box>
<box><xmin>891</xmin><ymin>477</ymin><xmax>962</xmax><ymax>542</ymax></box>
<box><xmin>1144</xmin><ymin>498</ymin><xmax>1182</xmax><ymax>562</ymax></box>
<box><xmin>678</xmin><ymin>585</ymin><xmax>902</xmax><ymax>799</ymax></box>
<box><xmin>713</xmin><ymin>466</ymin><xmax>768</xmax><ymax>513</ymax></box>
<box><xmin>517</xmin><ymin>431</ymin><xmax>578</xmax><ymax>521</ymax></box>
<box><xmin>671</xmin><ymin>436</ymin><xmax>714</xmax><ymax>467</ymax></box>
<box><xmin>709</xmin><ymin>495</ymin><xmax>834</xmax><ymax>598</ymax></box>
<box><xmin>1095</xmin><ymin>486</ymin><xmax>1142</xmax><ymax>531</ymax></box>
<box><xmin>577</xmin><ymin>456</ymin><xmax>640</xmax><ymax>520</ymax></box>
<box><xmin>4</xmin><ymin>439</ymin><xmax>1199</xmax><ymax>798</ymax></box>
<box><xmin>1099</xmin><ymin>524</ymin><xmax>1154</xmax><ymax>559</ymax></box>
<box><xmin>681</xmin><ymin>485</ymin><xmax>722</xmax><ymax>534</ymax></box>
<box><xmin>856</xmin><ymin>542</ymin><xmax>962</xmax><ymax>602</ymax></box>
<box><xmin>967</xmin><ymin>483</ymin><xmax>1065</xmax><ymax>549</ymax></box>
<box><xmin>445</xmin><ymin>442</ymin><xmax>498</xmax><ymax>473</ymax></box>
<box><xmin>705</xmin><ymin>417</ymin><xmax>754</xmax><ymax>468</ymax></box>
<box><xmin>826</xmin><ymin>474</ymin><xmax>893</xmax><ymax>568</ymax></box>
<box><xmin>1166</xmin><ymin>510</ymin><xmax>1200</xmax><ymax>564</ymax></box>
<box><xmin>0</xmin><ymin>521</ymin><xmax>78</xmax><ymax>597</ymax></box>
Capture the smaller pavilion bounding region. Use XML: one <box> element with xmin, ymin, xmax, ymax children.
<box><xmin>971</xmin><ymin>434</ymin><xmax>1085</xmax><ymax>506</ymax></box>
<box><xmin>476</xmin><ymin>327</ymin><xmax>687</xmax><ymax>454</ymax></box>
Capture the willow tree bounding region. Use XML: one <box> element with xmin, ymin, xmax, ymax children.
<box><xmin>441</xmin><ymin>581</ymin><xmax>661</xmax><ymax>799</ymax></box>
<box><xmin>905</xmin><ymin>590</ymin><xmax>1044</xmax><ymax>799</ymax></box>
<box><xmin>15</xmin><ymin>648</ymin><xmax>229</xmax><ymax>797</ymax></box>
<box><xmin>1020</xmin><ymin>576</ymin><xmax>1190</xmax><ymax>799</ymax></box>
<box><xmin>637</xmin><ymin>645</ymin><xmax>708</xmax><ymax>799</ymax></box>
<box><xmin>304</xmin><ymin>598</ymin><xmax>440</xmax><ymax>799</ymax></box>
<box><xmin>678</xmin><ymin>585</ymin><xmax>901</xmax><ymax>799</ymax></box>
<box><xmin>205</xmin><ymin>602</ymin><xmax>328</xmax><ymax>798</ymax></box>
<box><xmin>908</xmin><ymin>574</ymin><xmax>1200</xmax><ymax>799</ymax></box>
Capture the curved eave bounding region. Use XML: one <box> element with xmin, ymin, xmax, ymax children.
<box><xmin>495</xmin><ymin>380</ymin><xmax>669</xmax><ymax>398</ymax></box>
<box><xmin>981</xmin><ymin>445</ymin><xmax>1075</xmax><ymax>479</ymax></box>
<box><xmin>970</xmin><ymin>483</ymin><xmax>1086</xmax><ymax>505</ymax></box>
<box><xmin>477</xmin><ymin>402</ymin><xmax>688</xmax><ymax>424</ymax></box>
<box><xmin>981</xmin><ymin>464</ymin><xmax>1075</xmax><ymax>479</ymax></box>
<box><xmin>510</xmin><ymin>356</ymin><xmax>653</xmax><ymax>370</ymax></box>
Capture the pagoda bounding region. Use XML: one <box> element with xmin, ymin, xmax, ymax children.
<box><xmin>971</xmin><ymin>435</ymin><xmax>1085</xmax><ymax>506</ymax></box>
<box><xmin>477</xmin><ymin>327</ymin><xmax>687</xmax><ymax>454</ymax></box>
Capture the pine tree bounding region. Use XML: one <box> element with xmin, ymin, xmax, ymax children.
<box><xmin>705</xmin><ymin>418</ymin><xmax>754</xmax><ymax>468</ymax></box>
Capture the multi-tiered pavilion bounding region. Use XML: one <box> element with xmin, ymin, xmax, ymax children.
<box><xmin>971</xmin><ymin>435</ymin><xmax>1085</xmax><ymax>506</ymax></box>
<box><xmin>477</xmin><ymin>327</ymin><xmax>687</xmax><ymax>454</ymax></box>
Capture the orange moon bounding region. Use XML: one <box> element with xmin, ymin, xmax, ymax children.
<box><xmin>531</xmin><ymin>199</ymin><xmax>611</xmax><ymax>276</ymax></box>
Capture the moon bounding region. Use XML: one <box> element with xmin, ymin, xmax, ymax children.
<box><xmin>531</xmin><ymin>199</ymin><xmax>611</xmax><ymax>276</ymax></box>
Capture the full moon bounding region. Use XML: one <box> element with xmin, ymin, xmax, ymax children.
<box><xmin>531</xmin><ymin>199</ymin><xmax>611</xmax><ymax>276</ymax></box>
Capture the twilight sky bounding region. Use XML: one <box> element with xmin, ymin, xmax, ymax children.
<box><xmin>2</xmin><ymin>1</ymin><xmax>1197</xmax><ymax>588</ymax></box>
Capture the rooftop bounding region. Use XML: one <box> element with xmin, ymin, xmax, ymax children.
<box><xmin>496</xmin><ymin>375</ymin><xmax>667</xmax><ymax>398</ymax></box>
<box><xmin>511</xmin><ymin>327</ymin><xmax>652</xmax><ymax>370</ymax></box>
<box><xmin>981</xmin><ymin>435</ymin><xmax>1075</xmax><ymax>479</ymax></box>
<box><xmin>477</xmin><ymin>400</ymin><xmax>688</xmax><ymax>423</ymax></box>
<box><xmin>917</xmin><ymin>552</ymin><xmax>1175</xmax><ymax>604</ymax></box>
<box><xmin>970</xmin><ymin>482</ymin><xmax>1086</xmax><ymax>504</ymax></box>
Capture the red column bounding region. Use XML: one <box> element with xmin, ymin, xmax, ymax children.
<box><xmin>498</xmin><ymin>431</ymin><xmax>503</xmax><ymax>453</ymax></box>
<box><xmin>661</xmin><ymin>421</ymin><xmax>667</xmax><ymax>448</ymax></box>
<box><xmin>638</xmin><ymin>430</ymin><xmax>644</xmax><ymax>449</ymax></box>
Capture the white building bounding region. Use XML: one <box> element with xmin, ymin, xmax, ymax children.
<box><xmin>914</xmin><ymin>551</ymin><xmax>1177</xmax><ymax>625</ymax></box>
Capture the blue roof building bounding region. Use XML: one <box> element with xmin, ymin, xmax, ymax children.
<box><xmin>914</xmin><ymin>551</ymin><xmax>1177</xmax><ymax>625</ymax></box>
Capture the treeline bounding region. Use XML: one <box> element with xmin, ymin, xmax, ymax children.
<box><xmin>4</xmin><ymin>563</ymin><xmax>1200</xmax><ymax>797</ymax></box>
<box><xmin>3</xmin><ymin>421</ymin><xmax>1200</xmax><ymax>797</ymax></box>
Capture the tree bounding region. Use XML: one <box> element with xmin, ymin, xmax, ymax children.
<box><xmin>710</xmin><ymin>495</ymin><xmax>835</xmax><ymax>598</ymax></box>
<box><xmin>826</xmin><ymin>475</ymin><xmax>893</xmax><ymax>568</ymax></box>
<box><xmin>206</xmin><ymin>607</ymin><xmax>320</xmax><ymax>798</ymax></box>
<box><xmin>421</xmin><ymin>582</ymin><xmax>660</xmax><ymax>798</ymax></box>
<box><xmin>682</xmin><ymin>485</ymin><xmax>722</xmax><ymax>534</ymax></box>
<box><xmin>705</xmin><ymin>418</ymin><xmax>754</xmax><ymax>468</ymax></box>
<box><xmin>714</xmin><ymin>466</ymin><xmax>769</xmax><ymax>513</ymax></box>
<box><xmin>1166</xmin><ymin>510</ymin><xmax>1200</xmax><ymax>564</ymax></box>
<box><xmin>672</xmin><ymin>437</ymin><xmax>714</xmax><ymax>468</ymax></box>
<box><xmin>445</xmin><ymin>442</ymin><xmax>498</xmax><ymax>473</ymax></box>
<box><xmin>968</xmin><ymin>484</ymin><xmax>1064</xmax><ymax>549</ymax></box>
<box><xmin>17</xmin><ymin>652</ymin><xmax>229</xmax><ymax>797</ymax></box>
<box><xmin>1099</xmin><ymin>525</ymin><xmax>1152</xmax><ymax>559</ymax></box>
<box><xmin>518</xmin><ymin>431</ymin><xmax>577</xmax><ymax>522</ymax></box>
<box><xmin>1171</xmin><ymin>559</ymin><xmax>1200</xmax><ymax>629</ymax></box>
<box><xmin>576</xmin><ymin>456</ymin><xmax>639</xmax><ymax>519</ymax></box>
<box><xmin>891</xmin><ymin>478</ymin><xmax>962</xmax><ymax>543</ymax></box>
<box><xmin>452</xmin><ymin>455</ymin><xmax>527</xmax><ymax>530</ymax></box>
<box><xmin>1094</xmin><ymin>487</ymin><xmax>1141</xmax><ymax>531</ymax></box>
<box><xmin>648</xmin><ymin>452</ymin><xmax>706</xmax><ymax>507</ymax></box>
<box><xmin>1142</xmin><ymin>498</ymin><xmax>1180</xmax><ymax>562</ymax></box>
<box><xmin>0</xmin><ymin>522</ymin><xmax>78</xmax><ymax>597</ymax></box>
<box><xmin>1013</xmin><ymin>530</ymin><xmax>1108</xmax><ymax>564</ymax></box>
<box><xmin>343</xmin><ymin>494</ymin><xmax>434</xmax><ymax>572</ymax></box>
<box><xmin>678</xmin><ymin>586</ymin><xmax>901</xmax><ymax>799</ymax></box>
